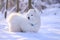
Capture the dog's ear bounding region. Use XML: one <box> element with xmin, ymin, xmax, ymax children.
<box><xmin>26</xmin><ymin>9</ymin><xmax>34</xmax><ymax>16</ymax></box>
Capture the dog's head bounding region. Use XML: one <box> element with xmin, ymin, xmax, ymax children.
<box><xmin>27</xmin><ymin>9</ymin><xmax>40</xmax><ymax>22</ymax></box>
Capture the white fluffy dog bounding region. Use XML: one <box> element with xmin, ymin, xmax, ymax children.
<box><xmin>7</xmin><ymin>9</ymin><xmax>40</xmax><ymax>32</ymax></box>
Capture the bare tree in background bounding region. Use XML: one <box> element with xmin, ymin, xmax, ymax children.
<box><xmin>16</xmin><ymin>0</ymin><xmax>19</xmax><ymax>12</ymax></box>
<box><xmin>28</xmin><ymin>0</ymin><xmax>32</xmax><ymax>9</ymax></box>
<box><xmin>0</xmin><ymin>0</ymin><xmax>4</xmax><ymax>11</ymax></box>
<box><xmin>5</xmin><ymin>0</ymin><xmax>8</xmax><ymax>18</ymax></box>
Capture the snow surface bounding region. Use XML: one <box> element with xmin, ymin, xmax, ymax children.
<box><xmin>0</xmin><ymin>7</ymin><xmax>60</xmax><ymax>40</ymax></box>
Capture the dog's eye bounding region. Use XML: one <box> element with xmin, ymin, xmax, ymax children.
<box><xmin>28</xmin><ymin>17</ymin><xmax>30</xmax><ymax>20</ymax></box>
<box><xmin>31</xmin><ymin>15</ymin><xmax>33</xmax><ymax>16</ymax></box>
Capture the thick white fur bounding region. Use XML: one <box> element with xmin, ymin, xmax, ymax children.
<box><xmin>7</xmin><ymin>9</ymin><xmax>40</xmax><ymax>32</ymax></box>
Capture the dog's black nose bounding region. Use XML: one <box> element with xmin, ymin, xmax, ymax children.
<box><xmin>28</xmin><ymin>17</ymin><xmax>30</xmax><ymax>20</ymax></box>
<box><xmin>31</xmin><ymin>24</ymin><xmax>34</xmax><ymax>26</ymax></box>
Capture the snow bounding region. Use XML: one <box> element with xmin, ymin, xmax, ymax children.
<box><xmin>0</xmin><ymin>0</ymin><xmax>60</xmax><ymax>40</ymax></box>
<box><xmin>0</xmin><ymin>12</ymin><xmax>4</xmax><ymax>21</ymax></box>
<box><xmin>0</xmin><ymin>7</ymin><xmax>60</xmax><ymax>40</ymax></box>
<box><xmin>42</xmin><ymin>7</ymin><xmax>60</xmax><ymax>15</ymax></box>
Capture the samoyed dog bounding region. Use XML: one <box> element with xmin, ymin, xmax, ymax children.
<box><xmin>7</xmin><ymin>9</ymin><xmax>40</xmax><ymax>32</ymax></box>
